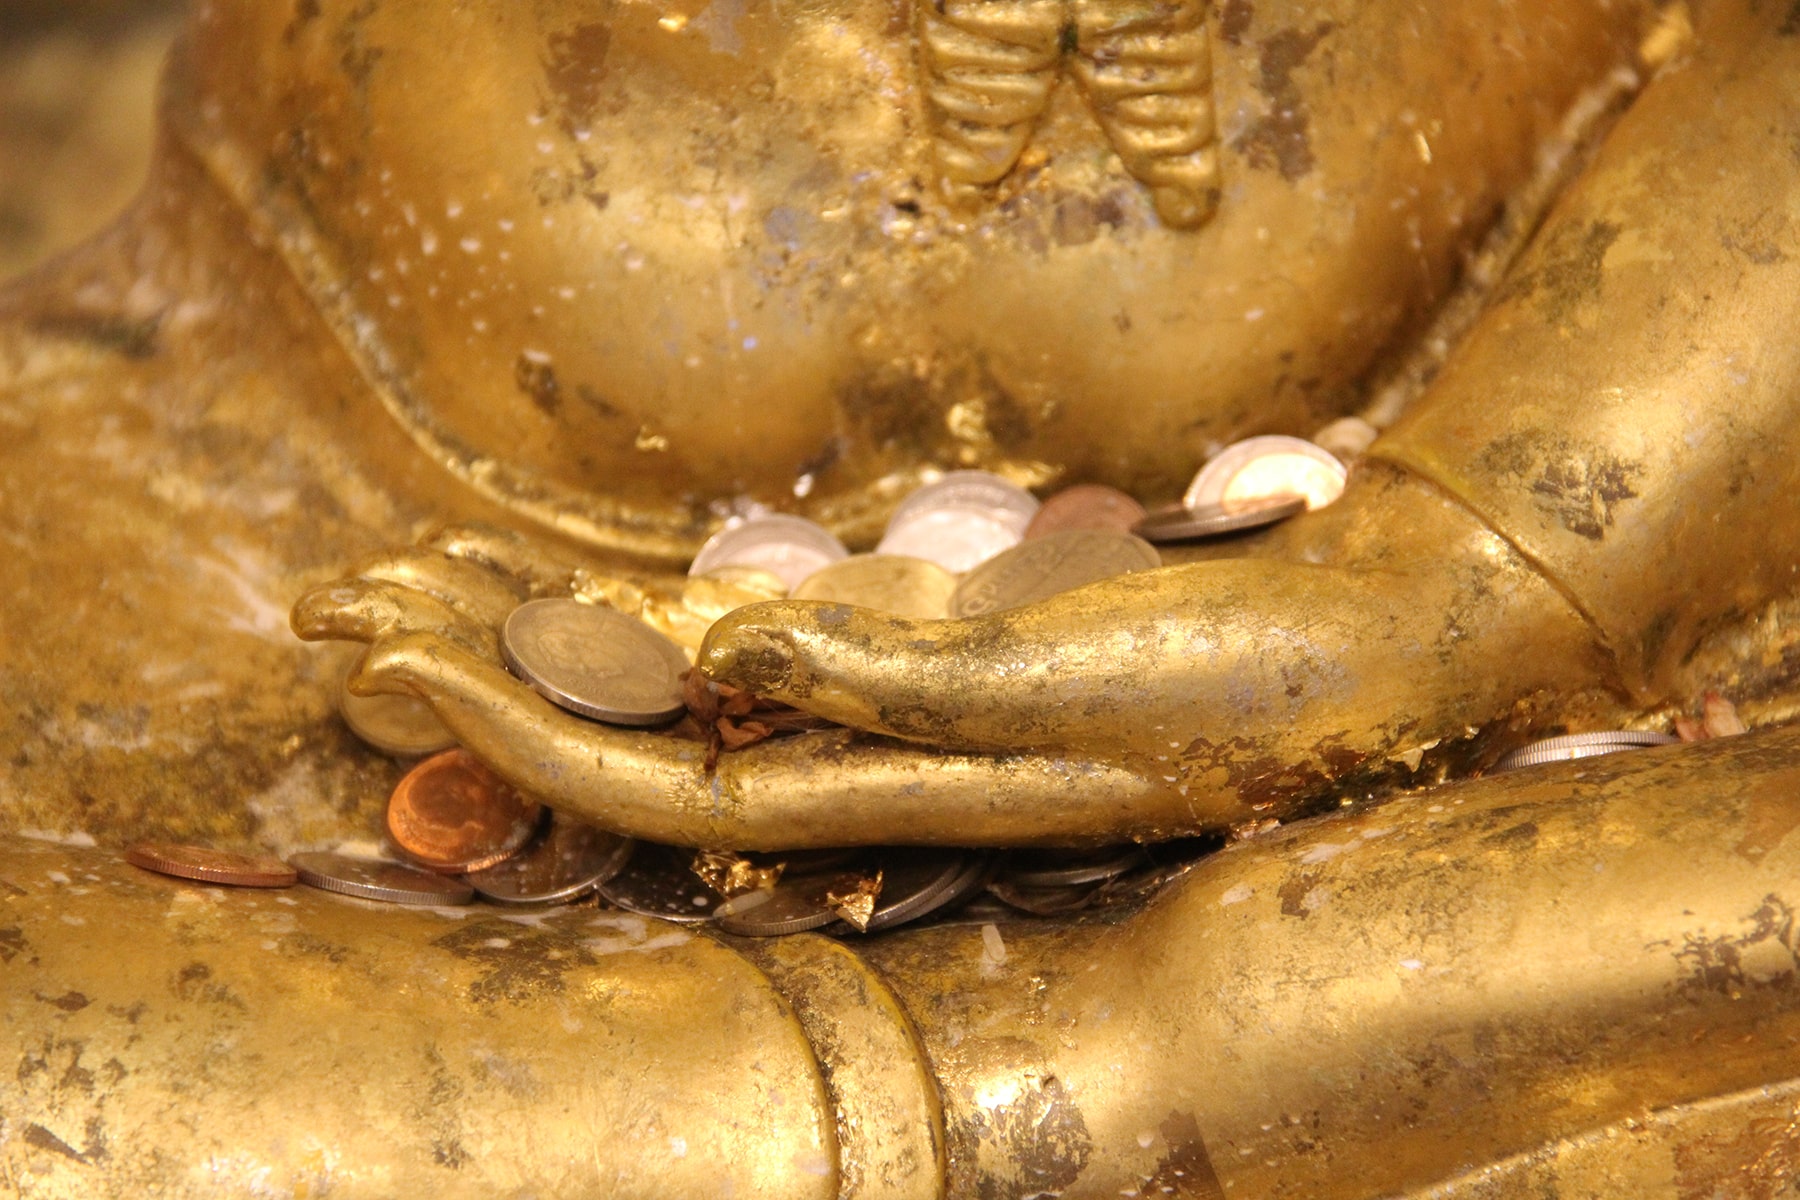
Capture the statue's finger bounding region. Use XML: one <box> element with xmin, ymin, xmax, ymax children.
<box><xmin>357</xmin><ymin>634</ymin><xmax>1198</xmax><ymax>848</ymax></box>
<box><xmin>289</xmin><ymin>578</ymin><xmax>497</xmax><ymax>658</ymax></box>
<box><xmin>350</xmin><ymin>550</ymin><xmax>526</xmax><ymax>628</ymax></box>
<box><xmin>420</xmin><ymin>522</ymin><xmax>599</xmax><ymax>595</ymax></box>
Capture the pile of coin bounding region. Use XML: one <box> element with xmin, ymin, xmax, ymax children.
<box><xmin>125</xmin><ymin>743</ymin><xmax>1190</xmax><ymax>932</ymax></box>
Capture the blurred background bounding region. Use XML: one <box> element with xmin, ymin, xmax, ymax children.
<box><xmin>0</xmin><ymin>0</ymin><xmax>184</xmax><ymax>280</ymax></box>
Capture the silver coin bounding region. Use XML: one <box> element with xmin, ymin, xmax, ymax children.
<box><xmin>950</xmin><ymin>531</ymin><xmax>1161</xmax><ymax>617</ymax></box>
<box><xmin>1133</xmin><ymin>494</ymin><xmax>1306</xmax><ymax>543</ymax></box>
<box><xmin>595</xmin><ymin>843</ymin><xmax>723</xmax><ymax>922</ymax></box>
<box><xmin>1184</xmin><ymin>435</ymin><xmax>1347</xmax><ymax>512</ymax></box>
<box><xmin>1002</xmin><ymin>846</ymin><xmax>1146</xmax><ymax>888</ymax></box>
<box><xmin>290</xmin><ymin>851</ymin><xmax>475</xmax><ymax>905</ymax></box>
<box><xmin>1492</xmin><ymin>731</ymin><xmax>1680</xmax><ymax>773</ymax></box>
<box><xmin>501</xmin><ymin>599</ymin><xmax>689</xmax><ymax>726</ymax></box>
<box><xmin>987</xmin><ymin>878</ymin><xmax>1103</xmax><ymax>916</ymax></box>
<box><xmin>890</xmin><ymin>470</ymin><xmax>1040</xmax><ymax>529</ymax></box>
<box><xmin>861</xmin><ymin>849</ymin><xmax>981</xmax><ymax>933</ymax></box>
<box><xmin>876</xmin><ymin>505</ymin><xmax>1029</xmax><ymax>574</ymax></box>
<box><xmin>688</xmin><ymin>515</ymin><xmax>848</xmax><ymax>592</ymax></box>
<box><xmin>713</xmin><ymin>874</ymin><xmax>849</xmax><ymax>937</ymax></box>
<box><xmin>465</xmin><ymin>815</ymin><xmax>636</xmax><ymax>904</ymax></box>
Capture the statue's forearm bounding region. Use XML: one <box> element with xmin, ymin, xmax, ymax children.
<box><xmin>1374</xmin><ymin>0</ymin><xmax>1800</xmax><ymax>700</ymax></box>
<box><xmin>10</xmin><ymin>728</ymin><xmax>1800</xmax><ymax>1196</ymax></box>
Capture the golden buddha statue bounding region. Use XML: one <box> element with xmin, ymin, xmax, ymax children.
<box><xmin>5</xmin><ymin>0</ymin><xmax>1800</xmax><ymax>1193</ymax></box>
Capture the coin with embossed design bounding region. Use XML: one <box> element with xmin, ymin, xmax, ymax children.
<box><xmin>791</xmin><ymin>554</ymin><xmax>958</xmax><ymax>618</ymax></box>
<box><xmin>386</xmin><ymin>748</ymin><xmax>544</xmax><ymax>874</ymax></box>
<box><xmin>951</xmin><ymin>530</ymin><xmax>1161</xmax><ymax>617</ymax></box>
<box><xmin>503</xmin><ymin>598</ymin><xmax>690</xmax><ymax>726</ymax></box>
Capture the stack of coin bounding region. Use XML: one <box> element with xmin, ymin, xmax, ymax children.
<box><xmin>875</xmin><ymin>471</ymin><xmax>1039</xmax><ymax>574</ymax></box>
<box><xmin>1184</xmin><ymin>434</ymin><xmax>1347</xmax><ymax>512</ymax></box>
<box><xmin>1133</xmin><ymin>493</ymin><xmax>1307</xmax><ymax>544</ymax></box>
<box><xmin>714</xmin><ymin>848</ymin><xmax>990</xmax><ymax>937</ymax></box>
<box><xmin>950</xmin><ymin>530</ymin><xmax>1161</xmax><ymax>617</ymax></box>
<box><xmin>983</xmin><ymin>846</ymin><xmax>1146</xmax><ymax>916</ymax></box>
<box><xmin>128</xmin><ymin>823</ymin><xmax>1207</xmax><ymax>934</ymax></box>
<box><xmin>502</xmin><ymin>598</ymin><xmax>691</xmax><ymax>727</ymax></box>
<box><xmin>689</xmin><ymin>514</ymin><xmax>849</xmax><ymax>592</ymax></box>
<box><xmin>1492</xmin><ymin>730</ymin><xmax>1680</xmax><ymax>773</ymax></box>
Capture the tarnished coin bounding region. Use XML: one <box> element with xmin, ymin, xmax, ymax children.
<box><xmin>744</xmin><ymin>848</ymin><xmax>859</xmax><ymax>876</ymax></box>
<box><xmin>1025</xmin><ymin>484</ymin><xmax>1149</xmax><ymax>539</ymax></box>
<box><xmin>1133</xmin><ymin>494</ymin><xmax>1306</xmax><ymax>543</ymax></box>
<box><xmin>987</xmin><ymin>878</ymin><xmax>1103</xmax><ymax>917</ymax></box>
<box><xmin>465</xmin><ymin>815</ymin><xmax>635</xmax><ymax>904</ymax></box>
<box><xmin>875</xmin><ymin>507</ymin><xmax>1027</xmax><ymax>574</ymax></box>
<box><xmin>951</xmin><ymin>530</ymin><xmax>1161</xmax><ymax>617</ymax></box>
<box><xmin>862</xmin><ymin>849</ymin><xmax>983</xmax><ymax>933</ymax></box>
<box><xmin>791</xmin><ymin>554</ymin><xmax>958</xmax><ymax>619</ymax></box>
<box><xmin>1185</xmin><ymin>435</ymin><xmax>1347</xmax><ymax>512</ymax></box>
<box><xmin>386</xmin><ymin>748</ymin><xmax>544</xmax><ymax>874</ymax></box>
<box><xmin>688</xmin><ymin>515</ymin><xmax>849</xmax><ymax>592</ymax></box>
<box><xmin>338</xmin><ymin>664</ymin><xmax>455</xmax><ymax>758</ymax></box>
<box><xmin>1493</xmin><ymin>731</ymin><xmax>1680</xmax><ymax>773</ymax></box>
<box><xmin>595</xmin><ymin>843</ymin><xmax>723</xmax><ymax>922</ymax></box>
<box><xmin>713</xmin><ymin>872</ymin><xmax>853</xmax><ymax>937</ymax></box>
<box><xmin>290</xmin><ymin>851</ymin><xmax>475</xmax><ymax>905</ymax></box>
<box><xmin>1002</xmin><ymin>846</ymin><xmax>1145</xmax><ymax>888</ymax></box>
<box><xmin>125</xmin><ymin>842</ymin><xmax>297</xmax><ymax>888</ymax></box>
<box><xmin>502</xmin><ymin>598</ymin><xmax>690</xmax><ymax>726</ymax></box>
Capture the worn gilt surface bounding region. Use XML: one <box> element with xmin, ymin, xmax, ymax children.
<box><xmin>4</xmin><ymin>0</ymin><xmax>1800</xmax><ymax>1194</ymax></box>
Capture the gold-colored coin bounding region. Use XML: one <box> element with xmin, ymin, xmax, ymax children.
<box><xmin>950</xmin><ymin>530</ymin><xmax>1162</xmax><ymax>617</ymax></box>
<box><xmin>790</xmin><ymin>554</ymin><xmax>958</xmax><ymax>619</ymax></box>
<box><xmin>338</xmin><ymin>658</ymin><xmax>455</xmax><ymax>758</ymax></box>
<box><xmin>501</xmin><ymin>598</ymin><xmax>689</xmax><ymax>726</ymax></box>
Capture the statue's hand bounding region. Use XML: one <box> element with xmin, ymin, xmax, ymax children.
<box><xmin>291</xmin><ymin>524</ymin><xmax>1161</xmax><ymax>848</ymax></box>
<box><xmin>701</xmin><ymin>466</ymin><xmax>1625</xmax><ymax>814</ymax></box>
<box><xmin>294</xmin><ymin>469</ymin><xmax>1622</xmax><ymax>850</ymax></box>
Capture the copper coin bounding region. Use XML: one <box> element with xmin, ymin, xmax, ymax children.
<box><xmin>1025</xmin><ymin>485</ymin><xmax>1148</xmax><ymax>539</ymax></box>
<box><xmin>125</xmin><ymin>842</ymin><xmax>297</xmax><ymax>888</ymax></box>
<box><xmin>385</xmin><ymin>749</ymin><xmax>544</xmax><ymax>873</ymax></box>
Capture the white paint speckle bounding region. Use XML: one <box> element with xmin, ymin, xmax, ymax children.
<box><xmin>1220</xmin><ymin>883</ymin><xmax>1253</xmax><ymax>906</ymax></box>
